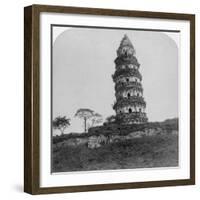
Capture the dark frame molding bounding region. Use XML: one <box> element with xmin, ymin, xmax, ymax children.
<box><xmin>24</xmin><ymin>4</ymin><xmax>195</xmax><ymax>195</ymax></box>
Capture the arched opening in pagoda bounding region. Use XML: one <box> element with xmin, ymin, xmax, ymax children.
<box><xmin>124</xmin><ymin>51</ymin><xmax>128</xmax><ymax>57</ymax></box>
<box><xmin>127</xmin><ymin>93</ymin><xmax>130</xmax><ymax>99</ymax></box>
<box><xmin>129</xmin><ymin>108</ymin><xmax>132</xmax><ymax>113</ymax></box>
<box><xmin>126</xmin><ymin>78</ymin><xmax>129</xmax><ymax>82</ymax></box>
<box><xmin>139</xmin><ymin>108</ymin><xmax>142</xmax><ymax>112</ymax></box>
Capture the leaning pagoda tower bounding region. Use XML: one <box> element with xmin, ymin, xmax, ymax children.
<box><xmin>112</xmin><ymin>34</ymin><xmax>148</xmax><ymax>124</ymax></box>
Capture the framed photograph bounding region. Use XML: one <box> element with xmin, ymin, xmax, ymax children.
<box><xmin>24</xmin><ymin>4</ymin><xmax>195</xmax><ymax>194</ymax></box>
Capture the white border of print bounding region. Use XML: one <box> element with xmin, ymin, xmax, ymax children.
<box><xmin>40</xmin><ymin>12</ymin><xmax>190</xmax><ymax>187</ymax></box>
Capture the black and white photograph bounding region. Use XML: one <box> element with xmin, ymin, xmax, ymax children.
<box><xmin>23</xmin><ymin>4</ymin><xmax>195</xmax><ymax>194</ymax></box>
<box><xmin>51</xmin><ymin>26</ymin><xmax>179</xmax><ymax>173</ymax></box>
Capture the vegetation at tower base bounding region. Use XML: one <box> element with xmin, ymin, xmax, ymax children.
<box><xmin>52</xmin><ymin>118</ymin><xmax>178</xmax><ymax>172</ymax></box>
<box><xmin>112</xmin><ymin>34</ymin><xmax>148</xmax><ymax>124</ymax></box>
<box><xmin>52</xmin><ymin>118</ymin><xmax>178</xmax><ymax>145</ymax></box>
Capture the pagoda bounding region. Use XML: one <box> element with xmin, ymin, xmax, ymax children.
<box><xmin>112</xmin><ymin>34</ymin><xmax>148</xmax><ymax>124</ymax></box>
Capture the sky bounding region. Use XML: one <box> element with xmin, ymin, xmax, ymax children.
<box><xmin>52</xmin><ymin>26</ymin><xmax>179</xmax><ymax>135</ymax></box>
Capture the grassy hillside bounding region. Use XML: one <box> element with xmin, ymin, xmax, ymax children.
<box><xmin>52</xmin><ymin>134</ymin><xmax>178</xmax><ymax>172</ymax></box>
<box><xmin>52</xmin><ymin>118</ymin><xmax>178</xmax><ymax>145</ymax></box>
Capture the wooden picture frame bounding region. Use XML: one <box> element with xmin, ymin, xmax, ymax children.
<box><xmin>24</xmin><ymin>4</ymin><xmax>195</xmax><ymax>194</ymax></box>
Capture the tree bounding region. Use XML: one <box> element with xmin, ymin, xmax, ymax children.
<box><xmin>52</xmin><ymin>116</ymin><xmax>70</xmax><ymax>135</ymax></box>
<box><xmin>75</xmin><ymin>108</ymin><xmax>94</xmax><ymax>133</ymax></box>
<box><xmin>105</xmin><ymin>115</ymin><xmax>116</xmax><ymax>124</ymax></box>
<box><xmin>88</xmin><ymin>112</ymin><xmax>103</xmax><ymax>129</ymax></box>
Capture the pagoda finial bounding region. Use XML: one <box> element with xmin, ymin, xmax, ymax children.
<box><xmin>117</xmin><ymin>34</ymin><xmax>135</xmax><ymax>57</ymax></box>
<box><xmin>119</xmin><ymin>34</ymin><xmax>133</xmax><ymax>48</ymax></box>
<box><xmin>124</xmin><ymin>34</ymin><xmax>129</xmax><ymax>39</ymax></box>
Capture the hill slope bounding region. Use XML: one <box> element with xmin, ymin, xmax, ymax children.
<box><xmin>52</xmin><ymin>134</ymin><xmax>178</xmax><ymax>172</ymax></box>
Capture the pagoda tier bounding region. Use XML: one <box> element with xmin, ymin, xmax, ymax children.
<box><xmin>114</xmin><ymin>55</ymin><xmax>140</xmax><ymax>66</ymax></box>
<box><xmin>117</xmin><ymin>112</ymin><xmax>147</xmax><ymax>124</ymax></box>
<box><xmin>113</xmin><ymin>96</ymin><xmax>146</xmax><ymax>109</ymax></box>
<box><xmin>112</xmin><ymin>34</ymin><xmax>148</xmax><ymax>124</ymax></box>
<box><xmin>112</xmin><ymin>67</ymin><xmax>142</xmax><ymax>82</ymax></box>
<box><xmin>115</xmin><ymin>81</ymin><xmax>143</xmax><ymax>93</ymax></box>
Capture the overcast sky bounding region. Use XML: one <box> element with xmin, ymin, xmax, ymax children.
<box><xmin>52</xmin><ymin>27</ymin><xmax>179</xmax><ymax>135</ymax></box>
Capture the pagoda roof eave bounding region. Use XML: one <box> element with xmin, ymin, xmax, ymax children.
<box><xmin>112</xmin><ymin>69</ymin><xmax>142</xmax><ymax>81</ymax></box>
<box><xmin>114</xmin><ymin>56</ymin><xmax>140</xmax><ymax>67</ymax></box>
<box><xmin>113</xmin><ymin>97</ymin><xmax>146</xmax><ymax>110</ymax></box>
